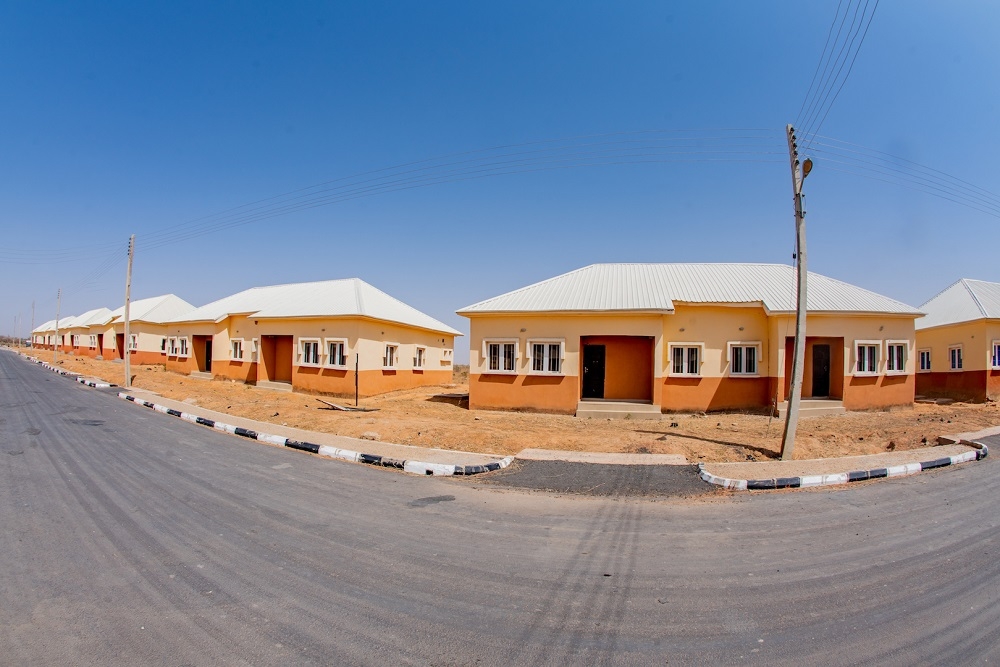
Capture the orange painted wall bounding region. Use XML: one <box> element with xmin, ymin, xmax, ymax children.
<box><xmin>661</xmin><ymin>376</ymin><xmax>771</xmax><ymax>412</ymax></box>
<box><xmin>293</xmin><ymin>367</ymin><xmax>452</xmax><ymax>397</ymax></box>
<box><xmin>915</xmin><ymin>371</ymin><xmax>988</xmax><ymax>403</ymax></box>
<box><xmin>989</xmin><ymin>370</ymin><xmax>999</xmax><ymax>401</ymax></box>
<box><xmin>214</xmin><ymin>360</ymin><xmax>259</xmax><ymax>384</ymax></box>
<box><xmin>843</xmin><ymin>373</ymin><xmax>914</xmax><ymax>410</ymax></box>
<box><xmin>470</xmin><ymin>373</ymin><xmax>579</xmax><ymax>414</ymax></box>
<box><xmin>580</xmin><ymin>335</ymin><xmax>654</xmax><ymax>401</ymax></box>
<box><xmin>127</xmin><ymin>350</ymin><xmax>167</xmax><ymax>365</ymax></box>
<box><xmin>165</xmin><ymin>354</ymin><xmax>200</xmax><ymax>374</ymax></box>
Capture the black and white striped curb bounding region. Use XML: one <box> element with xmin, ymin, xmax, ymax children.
<box><xmin>698</xmin><ymin>443</ymin><xmax>989</xmax><ymax>491</ymax></box>
<box><xmin>24</xmin><ymin>356</ymin><xmax>117</xmax><ymax>388</ymax></box>
<box><xmin>118</xmin><ymin>393</ymin><xmax>514</xmax><ymax>477</ymax></box>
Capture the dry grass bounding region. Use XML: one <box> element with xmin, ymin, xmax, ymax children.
<box><xmin>29</xmin><ymin>351</ymin><xmax>1000</xmax><ymax>463</ymax></box>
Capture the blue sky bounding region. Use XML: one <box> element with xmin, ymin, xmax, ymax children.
<box><xmin>3</xmin><ymin>1</ymin><xmax>999</xmax><ymax>362</ymax></box>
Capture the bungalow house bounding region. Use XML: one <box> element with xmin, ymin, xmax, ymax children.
<box><xmin>65</xmin><ymin>307</ymin><xmax>113</xmax><ymax>357</ymax></box>
<box><xmin>915</xmin><ymin>278</ymin><xmax>1000</xmax><ymax>402</ymax></box>
<box><xmin>31</xmin><ymin>318</ymin><xmax>75</xmax><ymax>352</ymax></box>
<box><xmin>457</xmin><ymin>263</ymin><xmax>922</xmax><ymax>415</ymax></box>
<box><xmin>161</xmin><ymin>278</ymin><xmax>460</xmax><ymax>397</ymax></box>
<box><xmin>101</xmin><ymin>294</ymin><xmax>195</xmax><ymax>363</ymax></box>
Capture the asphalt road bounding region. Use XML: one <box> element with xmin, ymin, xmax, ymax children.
<box><xmin>3</xmin><ymin>349</ymin><xmax>1000</xmax><ymax>666</ymax></box>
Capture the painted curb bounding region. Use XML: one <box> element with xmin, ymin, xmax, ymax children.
<box><xmin>117</xmin><ymin>392</ymin><xmax>513</xmax><ymax>477</ymax></box>
<box><xmin>698</xmin><ymin>443</ymin><xmax>989</xmax><ymax>491</ymax></box>
<box><xmin>23</xmin><ymin>356</ymin><xmax>118</xmax><ymax>388</ymax></box>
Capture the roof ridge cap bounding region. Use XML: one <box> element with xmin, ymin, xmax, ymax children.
<box><xmin>961</xmin><ymin>278</ymin><xmax>989</xmax><ymax>318</ymax></box>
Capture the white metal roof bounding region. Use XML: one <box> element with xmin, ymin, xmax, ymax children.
<box><xmin>109</xmin><ymin>294</ymin><xmax>195</xmax><ymax>325</ymax></box>
<box><xmin>458</xmin><ymin>263</ymin><xmax>922</xmax><ymax>316</ymax></box>
<box><xmin>32</xmin><ymin>317</ymin><xmax>75</xmax><ymax>333</ymax></box>
<box><xmin>916</xmin><ymin>279</ymin><xmax>1000</xmax><ymax>330</ymax></box>
<box><xmin>70</xmin><ymin>307</ymin><xmax>114</xmax><ymax>328</ymax></box>
<box><xmin>167</xmin><ymin>278</ymin><xmax>461</xmax><ymax>336</ymax></box>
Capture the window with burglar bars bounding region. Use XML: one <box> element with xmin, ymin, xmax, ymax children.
<box><xmin>384</xmin><ymin>344</ymin><xmax>398</xmax><ymax>368</ymax></box>
<box><xmin>918</xmin><ymin>349</ymin><xmax>931</xmax><ymax>372</ymax></box>
<box><xmin>486</xmin><ymin>341</ymin><xmax>517</xmax><ymax>373</ymax></box>
<box><xmin>327</xmin><ymin>340</ymin><xmax>347</xmax><ymax>367</ymax></box>
<box><xmin>885</xmin><ymin>342</ymin><xmax>906</xmax><ymax>373</ymax></box>
<box><xmin>729</xmin><ymin>343</ymin><xmax>759</xmax><ymax>376</ymax></box>
<box><xmin>949</xmin><ymin>346</ymin><xmax>963</xmax><ymax>370</ymax></box>
<box><xmin>301</xmin><ymin>340</ymin><xmax>320</xmax><ymax>366</ymax></box>
<box><xmin>529</xmin><ymin>341</ymin><xmax>562</xmax><ymax>374</ymax></box>
<box><xmin>856</xmin><ymin>343</ymin><xmax>879</xmax><ymax>375</ymax></box>
<box><xmin>671</xmin><ymin>345</ymin><xmax>700</xmax><ymax>376</ymax></box>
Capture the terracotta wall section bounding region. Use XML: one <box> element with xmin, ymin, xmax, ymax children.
<box><xmin>128</xmin><ymin>350</ymin><xmax>168</xmax><ymax>365</ymax></box>
<box><xmin>292</xmin><ymin>368</ymin><xmax>452</xmax><ymax>397</ymax></box>
<box><xmin>915</xmin><ymin>371</ymin><xmax>988</xmax><ymax>403</ymax></box>
<box><xmin>843</xmin><ymin>373</ymin><xmax>914</xmax><ymax>410</ymax></box>
<box><xmin>470</xmin><ymin>373</ymin><xmax>579</xmax><ymax>414</ymax></box>
<box><xmin>214</xmin><ymin>360</ymin><xmax>259</xmax><ymax>384</ymax></box>
<box><xmin>661</xmin><ymin>376</ymin><xmax>771</xmax><ymax>412</ymax></box>
<box><xmin>581</xmin><ymin>335</ymin><xmax>654</xmax><ymax>401</ymax></box>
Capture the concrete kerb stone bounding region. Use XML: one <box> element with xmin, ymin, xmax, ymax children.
<box><xmin>25</xmin><ymin>356</ymin><xmax>117</xmax><ymax>388</ymax></box>
<box><xmin>698</xmin><ymin>443</ymin><xmax>989</xmax><ymax>491</ymax></box>
<box><xmin>117</xmin><ymin>392</ymin><xmax>513</xmax><ymax>477</ymax></box>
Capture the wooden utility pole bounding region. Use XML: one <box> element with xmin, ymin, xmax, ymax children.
<box><xmin>53</xmin><ymin>288</ymin><xmax>61</xmax><ymax>364</ymax></box>
<box><xmin>123</xmin><ymin>235</ymin><xmax>135</xmax><ymax>388</ymax></box>
<box><xmin>780</xmin><ymin>125</ymin><xmax>811</xmax><ymax>461</ymax></box>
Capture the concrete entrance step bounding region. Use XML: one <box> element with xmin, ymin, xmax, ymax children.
<box><xmin>256</xmin><ymin>380</ymin><xmax>293</xmax><ymax>393</ymax></box>
<box><xmin>189</xmin><ymin>371</ymin><xmax>213</xmax><ymax>380</ymax></box>
<box><xmin>576</xmin><ymin>400</ymin><xmax>662</xmax><ymax>420</ymax></box>
<box><xmin>776</xmin><ymin>398</ymin><xmax>845</xmax><ymax>419</ymax></box>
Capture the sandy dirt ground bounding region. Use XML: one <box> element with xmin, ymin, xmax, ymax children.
<box><xmin>21</xmin><ymin>350</ymin><xmax>1000</xmax><ymax>463</ymax></box>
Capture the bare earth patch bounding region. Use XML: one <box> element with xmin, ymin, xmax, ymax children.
<box><xmin>30</xmin><ymin>352</ymin><xmax>1000</xmax><ymax>463</ymax></box>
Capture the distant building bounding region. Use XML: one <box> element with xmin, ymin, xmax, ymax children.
<box><xmin>162</xmin><ymin>278</ymin><xmax>460</xmax><ymax>397</ymax></box>
<box><xmin>458</xmin><ymin>263</ymin><xmax>921</xmax><ymax>415</ymax></box>
<box><xmin>915</xmin><ymin>279</ymin><xmax>1000</xmax><ymax>402</ymax></box>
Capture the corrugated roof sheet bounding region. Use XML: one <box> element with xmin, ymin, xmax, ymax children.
<box><xmin>458</xmin><ymin>263</ymin><xmax>921</xmax><ymax>316</ymax></box>
<box><xmin>32</xmin><ymin>317</ymin><xmax>75</xmax><ymax>333</ymax></box>
<box><xmin>916</xmin><ymin>278</ymin><xmax>1000</xmax><ymax>330</ymax></box>
<box><xmin>109</xmin><ymin>294</ymin><xmax>195</xmax><ymax>324</ymax></box>
<box><xmin>167</xmin><ymin>278</ymin><xmax>461</xmax><ymax>336</ymax></box>
<box><xmin>71</xmin><ymin>307</ymin><xmax>114</xmax><ymax>328</ymax></box>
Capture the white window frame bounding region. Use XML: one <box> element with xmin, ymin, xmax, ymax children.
<box><xmin>72</xmin><ymin>335</ymin><xmax>80</xmax><ymax>347</ymax></box>
<box><xmin>178</xmin><ymin>337</ymin><xmax>189</xmax><ymax>358</ymax></box>
<box><xmin>89</xmin><ymin>335</ymin><xmax>97</xmax><ymax>349</ymax></box>
<box><xmin>168</xmin><ymin>337</ymin><xmax>178</xmax><ymax>356</ymax></box>
<box><xmin>250</xmin><ymin>338</ymin><xmax>259</xmax><ymax>363</ymax></box>
<box><xmin>383</xmin><ymin>343</ymin><xmax>399</xmax><ymax>369</ymax></box>
<box><xmin>885</xmin><ymin>340</ymin><xmax>908</xmax><ymax>375</ymax></box>
<box><xmin>727</xmin><ymin>341</ymin><xmax>761</xmax><ymax>377</ymax></box>
<box><xmin>298</xmin><ymin>338</ymin><xmax>321</xmax><ymax>367</ymax></box>
<box><xmin>992</xmin><ymin>341</ymin><xmax>1000</xmax><ymax>370</ymax></box>
<box><xmin>668</xmin><ymin>343</ymin><xmax>704</xmax><ymax>377</ymax></box>
<box><xmin>129</xmin><ymin>334</ymin><xmax>138</xmax><ymax>351</ymax></box>
<box><xmin>483</xmin><ymin>338</ymin><xmax>519</xmax><ymax>374</ymax></box>
<box><xmin>324</xmin><ymin>338</ymin><xmax>348</xmax><ymax>369</ymax></box>
<box><xmin>918</xmin><ymin>348</ymin><xmax>932</xmax><ymax>373</ymax></box>
<box><xmin>231</xmin><ymin>338</ymin><xmax>245</xmax><ymax>361</ymax></box>
<box><xmin>413</xmin><ymin>345</ymin><xmax>427</xmax><ymax>370</ymax></box>
<box><xmin>949</xmin><ymin>345</ymin><xmax>963</xmax><ymax>371</ymax></box>
<box><xmin>527</xmin><ymin>339</ymin><xmax>565</xmax><ymax>375</ymax></box>
<box><xmin>854</xmin><ymin>340</ymin><xmax>880</xmax><ymax>376</ymax></box>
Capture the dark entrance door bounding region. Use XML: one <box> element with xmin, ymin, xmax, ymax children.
<box><xmin>582</xmin><ymin>345</ymin><xmax>606</xmax><ymax>399</ymax></box>
<box><xmin>205</xmin><ymin>340</ymin><xmax>213</xmax><ymax>372</ymax></box>
<box><xmin>812</xmin><ymin>344</ymin><xmax>831</xmax><ymax>397</ymax></box>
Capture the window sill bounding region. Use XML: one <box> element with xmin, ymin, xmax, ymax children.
<box><xmin>668</xmin><ymin>373</ymin><xmax>702</xmax><ymax>378</ymax></box>
<box><xmin>483</xmin><ymin>370</ymin><xmax>517</xmax><ymax>376</ymax></box>
<box><xmin>527</xmin><ymin>371</ymin><xmax>565</xmax><ymax>377</ymax></box>
<box><xmin>885</xmin><ymin>370</ymin><xmax>907</xmax><ymax>376</ymax></box>
<box><xmin>729</xmin><ymin>373</ymin><xmax>760</xmax><ymax>379</ymax></box>
<box><xmin>382</xmin><ymin>366</ymin><xmax>397</xmax><ymax>371</ymax></box>
<box><xmin>325</xmin><ymin>364</ymin><xmax>348</xmax><ymax>370</ymax></box>
<box><xmin>853</xmin><ymin>372</ymin><xmax>878</xmax><ymax>377</ymax></box>
<box><xmin>298</xmin><ymin>363</ymin><xmax>321</xmax><ymax>369</ymax></box>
